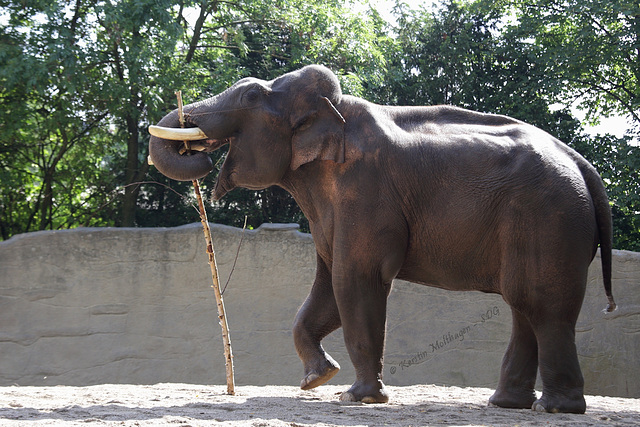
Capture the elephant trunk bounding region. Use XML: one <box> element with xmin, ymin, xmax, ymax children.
<box><xmin>148</xmin><ymin>109</ymin><xmax>214</xmax><ymax>181</ymax></box>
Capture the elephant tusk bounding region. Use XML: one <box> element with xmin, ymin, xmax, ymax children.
<box><xmin>148</xmin><ymin>125</ymin><xmax>208</xmax><ymax>141</ymax></box>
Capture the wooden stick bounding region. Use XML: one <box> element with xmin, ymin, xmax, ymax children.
<box><xmin>176</xmin><ymin>91</ymin><xmax>235</xmax><ymax>395</ymax></box>
<box><xmin>193</xmin><ymin>180</ymin><xmax>236</xmax><ymax>395</ymax></box>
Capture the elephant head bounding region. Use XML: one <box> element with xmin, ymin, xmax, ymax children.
<box><xmin>149</xmin><ymin>65</ymin><xmax>346</xmax><ymax>200</ymax></box>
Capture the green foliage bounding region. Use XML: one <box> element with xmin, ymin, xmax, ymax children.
<box><xmin>507</xmin><ymin>0</ymin><xmax>640</xmax><ymax>129</ymax></box>
<box><xmin>571</xmin><ymin>133</ymin><xmax>640</xmax><ymax>251</ymax></box>
<box><xmin>0</xmin><ymin>1</ymin><xmax>112</xmax><ymax>237</ymax></box>
<box><xmin>376</xmin><ymin>0</ymin><xmax>570</xmax><ymax>135</ymax></box>
<box><xmin>0</xmin><ymin>0</ymin><xmax>638</xmax><ymax>250</ymax></box>
<box><xmin>0</xmin><ymin>0</ymin><xmax>189</xmax><ymax>235</ymax></box>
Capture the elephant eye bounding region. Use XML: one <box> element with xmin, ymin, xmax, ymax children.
<box><xmin>294</xmin><ymin>114</ymin><xmax>315</xmax><ymax>132</ymax></box>
<box><xmin>246</xmin><ymin>89</ymin><xmax>259</xmax><ymax>103</ymax></box>
<box><xmin>243</xmin><ymin>86</ymin><xmax>265</xmax><ymax>105</ymax></box>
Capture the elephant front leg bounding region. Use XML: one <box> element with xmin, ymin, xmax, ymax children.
<box><xmin>293</xmin><ymin>255</ymin><xmax>341</xmax><ymax>390</ymax></box>
<box><xmin>333</xmin><ymin>269</ymin><xmax>391</xmax><ymax>404</ymax></box>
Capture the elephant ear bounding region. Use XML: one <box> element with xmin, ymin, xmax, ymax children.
<box><xmin>290</xmin><ymin>97</ymin><xmax>345</xmax><ymax>170</ymax></box>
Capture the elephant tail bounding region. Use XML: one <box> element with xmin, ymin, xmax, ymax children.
<box><xmin>578</xmin><ymin>158</ymin><xmax>616</xmax><ymax>313</ymax></box>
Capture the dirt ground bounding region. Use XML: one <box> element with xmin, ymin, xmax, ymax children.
<box><xmin>1</xmin><ymin>383</ymin><xmax>638</xmax><ymax>426</ymax></box>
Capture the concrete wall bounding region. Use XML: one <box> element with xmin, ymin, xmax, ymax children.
<box><xmin>0</xmin><ymin>224</ymin><xmax>638</xmax><ymax>398</ymax></box>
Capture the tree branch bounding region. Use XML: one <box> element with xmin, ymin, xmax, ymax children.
<box><xmin>569</xmin><ymin>77</ymin><xmax>640</xmax><ymax>124</ymax></box>
<box><xmin>197</xmin><ymin>44</ymin><xmax>290</xmax><ymax>60</ymax></box>
<box><xmin>185</xmin><ymin>1</ymin><xmax>212</xmax><ymax>64</ymax></box>
<box><xmin>201</xmin><ymin>19</ymin><xmax>283</xmax><ymax>34</ymax></box>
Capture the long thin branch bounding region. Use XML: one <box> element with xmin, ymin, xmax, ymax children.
<box><xmin>201</xmin><ymin>19</ymin><xmax>282</xmax><ymax>33</ymax></box>
<box><xmin>197</xmin><ymin>44</ymin><xmax>290</xmax><ymax>60</ymax></box>
<box><xmin>569</xmin><ymin>77</ymin><xmax>640</xmax><ymax>124</ymax></box>
<box><xmin>176</xmin><ymin>90</ymin><xmax>235</xmax><ymax>395</ymax></box>
<box><xmin>192</xmin><ymin>180</ymin><xmax>236</xmax><ymax>395</ymax></box>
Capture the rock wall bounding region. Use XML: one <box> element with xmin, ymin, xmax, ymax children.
<box><xmin>0</xmin><ymin>224</ymin><xmax>638</xmax><ymax>398</ymax></box>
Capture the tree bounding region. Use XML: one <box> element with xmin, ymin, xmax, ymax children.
<box><xmin>0</xmin><ymin>0</ymin><xmax>389</xmax><ymax>237</ymax></box>
<box><xmin>377</xmin><ymin>0</ymin><xmax>577</xmax><ymax>141</ymax></box>
<box><xmin>2</xmin><ymin>0</ymin><xmax>636</xmax><ymax>249</ymax></box>
<box><xmin>0</xmin><ymin>1</ymin><xmax>115</xmax><ymax>237</ymax></box>
<box><xmin>508</xmin><ymin>0</ymin><xmax>640</xmax><ymax>133</ymax></box>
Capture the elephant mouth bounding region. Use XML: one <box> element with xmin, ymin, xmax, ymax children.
<box><xmin>212</xmin><ymin>170</ymin><xmax>236</xmax><ymax>201</ymax></box>
<box><xmin>178</xmin><ymin>137</ymin><xmax>231</xmax><ymax>154</ymax></box>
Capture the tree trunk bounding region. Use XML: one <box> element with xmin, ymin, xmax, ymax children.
<box><xmin>121</xmin><ymin>113</ymin><xmax>149</xmax><ymax>227</ymax></box>
<box><xmin>39</xmin><ymin>170</ymin><xmax>54</xmax><ymax>230</ymax></box>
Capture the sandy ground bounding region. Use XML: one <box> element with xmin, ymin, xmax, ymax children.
<box><xmin>0</xmin><ymin>383</ymin><xmax>638</xmax><ymax>426</ymax></box>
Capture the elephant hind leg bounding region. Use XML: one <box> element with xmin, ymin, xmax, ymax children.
<box><xmin>489</xmin><ymin>308</ymin><xmax>538</xmax><ymax>409</ymax></box>
<box><xmin>531</xmin><ymin>322</ymin><xmax>586</xmax><ymax>414</ymax></box>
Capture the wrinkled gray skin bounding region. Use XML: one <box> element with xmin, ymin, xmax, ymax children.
<box><xmin>149</xmin><ymin>65</ymin><xmax>615</xmax><ymax>414</ymax></box>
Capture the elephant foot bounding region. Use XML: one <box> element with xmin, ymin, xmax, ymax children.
<box><xmin>532</xmin><ymin>394</ymin><xmax>586</xmax><ymax>414</ymax></box>
<box><xmin>339</xmin><ymin>381</ymin><xmax>389</xmax><ymax>404</ymax></box>
<box><xmin>300</xmin><ymin>356</ymin><xmax>340</xmax><ymax>390</ymax></box>
<box><xmin>488</xmin><ymin>388</ymin><xmax>536</xmax><ymax>409</ymax></box>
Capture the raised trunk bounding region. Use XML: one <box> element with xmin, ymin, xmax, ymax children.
<box><xmin>148</xmin><ymin>108</ymin><xmax>214</xmax><ymax>181</ymax></box>
<box><xmin>149</xmin><ymin>95</ymin><xmax>236</xmax><ymax>182</ymax></box>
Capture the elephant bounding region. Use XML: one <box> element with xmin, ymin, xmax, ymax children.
<box><xmin>148</xmin><ymin>65</ymin><xmax>616</xmax><ymax>414</ymax></box>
